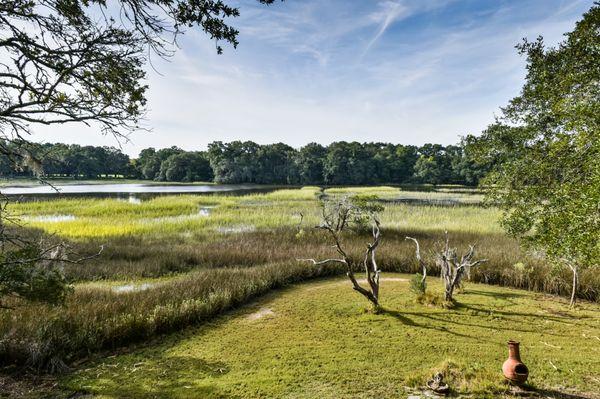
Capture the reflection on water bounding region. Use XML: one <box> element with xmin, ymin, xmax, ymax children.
<box><xmin>23</xmin><ymin>214</ymin><xmax>76</xmax><ymax>222</ymax></box>
<box><xmin>1</xmin><ymin>183</ymin><xmax>282</xmax><ymax>202</ymax></box>
<box><xmin>116</xmin><ymin>194</ymin><xmax>142</xmax><ymax>204</ymax></box>
<box><xmin>128</xmin><ymin>195</ymin><xmax>141</xmax><ymax>204</ymax></box>
<box><xmin>0</xmin><ymin>183</ymin><xmax>269</xmax><ymax>195</ymax></box>
<box><xmin>216</xmin><ymin>225</ymin><xmax>256</xmax><ymax>234</ymax></box>
<box><xmin>112</xmin><ymin>283</ymin><xmax>154</xmax><ymax>293</ymax></box>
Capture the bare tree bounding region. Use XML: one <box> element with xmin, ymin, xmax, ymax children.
<box><xmin>298</xmin><ymin>197</ymin><xmax>383</xmax><ymax>309</ymax></box>
<box><xmin>437</xmin><ymin>233</ymin><xmax>487</xmax><ymax>302</ymax></box>
<box><xmin>406</xmin><ymin>236</ymin><xmax>427</xmax><ymax>285</ymax></box>
<box><xmin>562</xmin><ymin>258</ymin><xmax>579</xmax><ymax>307</ymax></box>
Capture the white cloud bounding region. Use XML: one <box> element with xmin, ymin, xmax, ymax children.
<box><xmin>363</xmin><ymin>1</ymin><xmax>410</xmax><ymax>54</ymax></box>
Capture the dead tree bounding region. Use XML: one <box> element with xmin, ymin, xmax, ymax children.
<box><xmin>298</xmin><ymin>197</ymin><xmax>382</xmax><ymax>308</ymax></box>
<box><xmin>437</xmin><ymin>233</ymin><xmax>487</xmax><ymax>302</ymax></box>
<box><xmin>561</xmin><ymin>259</ymin><xmax>579</xmax><ymax>308</ymax></box>
<box><xmin>406</xmin><ymin>236</ymin><xmax>427</xmax><ymax>285</ymax></box>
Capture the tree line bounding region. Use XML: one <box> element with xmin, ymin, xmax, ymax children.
<box><xmin>1</xmin><ymin>140</ymin><xmax>490</xmax><ymax>186</ymax></box>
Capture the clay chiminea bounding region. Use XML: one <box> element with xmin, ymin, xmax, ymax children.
<box><xmin>502</xmin><ymin>340</ymin><xmax>529</xmax><ymax>384</ymax></box>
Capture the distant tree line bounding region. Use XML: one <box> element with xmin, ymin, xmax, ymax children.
<box><xmin>0</xmin><ymin>142</ymin><xmax>133</xmax><ymax>179</ymax></box>
<box><xmin>0</xmin><ymin>140</ymin><xmax>490</xmax><ymax>186</ymax></box>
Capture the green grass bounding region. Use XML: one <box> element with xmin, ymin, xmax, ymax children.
<box><xmin>11</xmin><ymin>187</ymin><xmax>493</xmax><ymax>239</ymax></box>
<box><xmin>324</xmin><ymin>186</ymin><xmax>484</xmax><ymax>203</ymax></box>
<box><xmin>3</xmin><ymin>185</ymin><xmax>600</xmax><ymax>395</ymax></box>
<box><xmin>60</xmin><ymin>274</ymin><xmax>600</xmax><ymax>398</ymax></box>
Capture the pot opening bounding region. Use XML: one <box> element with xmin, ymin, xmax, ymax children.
<box><xmin>514</xmin><ymin>364</ymin><xmax>528</xmax><ymax>375</ymax></box>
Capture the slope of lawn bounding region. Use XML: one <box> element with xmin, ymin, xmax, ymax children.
<box><xmin>60</xmin><ymin>274</ymin><xmax>600</xmax><ymax>399</ymax></box>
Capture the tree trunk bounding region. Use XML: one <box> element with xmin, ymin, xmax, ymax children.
<box><xmin>569</xmin><ymin>265</ymin><xmax>578</xmax><ymax>308</ymax></box>
<box><xmin>444</xmin><ymin>288</ymin><xmax>453</xmax><ymax>302</ymax></box>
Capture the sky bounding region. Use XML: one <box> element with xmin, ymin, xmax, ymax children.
<box><xmin>32</xmin><ymin>0</ymin><xmax>594</xmax><ymax>156</ymax></box>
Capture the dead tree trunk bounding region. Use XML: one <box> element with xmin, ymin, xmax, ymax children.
<box><xmin>300</xmin><ymin>220</ymin><xmax>382</xmax><ymax>308</ymax></box>
<box><xmin>406</xmin><ymin>236</ymin><xmax>426</xmax><ymax>285</ymax></box>
<box><xmin>363</xmin><ymin>220</ymin><xmax>382</xmax><ymax>303</ymax></box>
<box><xmin>567</xmin><ymin>263</ymin><xmax>578</xmax><ymax>307</ymax></box>
<box><xmin>298</xmin><ymin>198</ymin><xmax>383</xmax><ymax>309</ymax></box>
<box><xmin>438</xmin><ymin>232</ymin><xmax>486</xmax><ymax>302</ymax></box>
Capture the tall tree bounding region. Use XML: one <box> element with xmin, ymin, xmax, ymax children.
<box><xmin>158</xmin><ymin>151</ymin><xmax>213</xmax><ymax>182</ymax></box>
<box><xmin>473</xmin><ymin>4</ymin><xmax>600</xmax><ymax>306</ymax></box>
<box><xmin>256</xmin><ymin>143</ymin><xmax>297</xmax><ymax>184</ymax></box>
<box><xmin>207</xmin><ymin>141</ymin><xmax>260</xmax><ymax>183</ymax></box>
<box><xmin>413</xmin><ymin>155</ymin><xmax>441</xmax><ymax>184</ymax></box>
<box><xmin>296</xmin><ymin>143</ymin><xmax>326</xmax><ymax>184</ymax></box>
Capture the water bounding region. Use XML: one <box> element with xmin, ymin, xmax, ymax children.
<box><xmin>112</xmin><ymin>283</ymin><xmax>154</xmax><ymax>293</ymax></box>
<box><xmin>23</xmin><ymin>214</ymin><xmax>77</xmax><ymax>222</ymax></box>
<box><xmin>0</xmin><ymin>183</ymin><xmax>281</xmax><ymax>201</ymax></box>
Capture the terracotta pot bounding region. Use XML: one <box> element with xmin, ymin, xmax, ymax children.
<box><xmin>502</xmin><ymin>340</ymin><xmax>529</xmax><ymax>384</ymax></box>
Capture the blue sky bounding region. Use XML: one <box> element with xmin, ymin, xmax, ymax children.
<box><xmin>34</xmin><ymin>0</ymin><xmax>594</xmax><ymax>156</ymax></box>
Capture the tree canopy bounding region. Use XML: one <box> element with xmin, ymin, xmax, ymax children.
<box><xmin>2</xmin><ymin>139</ymin><xmax>489</xmax><ymax>185</ymax></box>
<box><xmin>0</xmin><ymin>0</ymin><xmax>275</xmax><ymax>161</ymax></box>
<box><xmin>471</xmin><ymin>3</ymin><xmax>599</xmax><ymax>303</ymax></box>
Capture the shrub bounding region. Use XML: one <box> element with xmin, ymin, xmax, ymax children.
<box><xmin>409</xmin><ymin>273</ymin><xmax>427</xmax><ymax>295</ymax></box>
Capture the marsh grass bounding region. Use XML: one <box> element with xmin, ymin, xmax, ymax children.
<box><xmin>2</xmin><ymin>186</ymin><xmax>599</xmax><ymax>372</ymax></box>
<box><xmin>59</xmin><ymin>275</ymin><xmax>600</xmax><ymax>398</ymax></box>
<box><xmin>324</xmin><ymin>186</ymin><xmax>484</xmax><ymax>203</ymax></box>
<box><xmin>0</xmin><ymin>261</ymin><xmax>341</xmax><ymax>369</ymax></box>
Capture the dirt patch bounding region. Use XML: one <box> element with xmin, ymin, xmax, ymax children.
<box><xmin>246</xmin><ymin>307</ymin><xmax>275</xmax><ymax>321</ymax></box>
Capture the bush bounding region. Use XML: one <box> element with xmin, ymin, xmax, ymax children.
<box><xmin>409</xmin><ymin>273</ymin><xmax>426</xmax><ymax>295</ymax></box>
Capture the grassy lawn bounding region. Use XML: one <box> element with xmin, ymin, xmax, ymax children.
<box><xmin>2</xmin><ymin>186</ymin><xmax>599</xmax><ymax>398</ymax></box>
<box><xmin>61</xmin><ymin>274</ymin><xmax>600</xmax><ymax>398</ymax></box>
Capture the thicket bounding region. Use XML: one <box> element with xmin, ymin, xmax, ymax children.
<box><xmin>1</xmin><ymin>140</ymin><xmax>489</xmax><ymax>186</ymax></box>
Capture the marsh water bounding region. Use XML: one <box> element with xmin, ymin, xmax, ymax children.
<box><xmin>0</xmin><ymin>183</ymin><xmax>282</xmax><ymax>201</ymax></box>
<box><xmin>0</xmin><ymin>182</ymin><xmax>482</xmax><ymax>206</ymax></box>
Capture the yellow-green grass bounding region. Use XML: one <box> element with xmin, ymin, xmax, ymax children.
<box><xmin>0</xmin><ymin>261</ymin><xmax>338</xmax><ymax>370</ymax></box>
<box><xmin>60</xmin><ymin>274</ymin><xmax>600</xmax><ymax>399</ymax></box>
<box><xmin>10</xmin><ymin>187</ymin><xmax>496</xmax><ymax>239</ymax></box>
<box><xmin>3</xmin><ymin>186</ymin><xmax>600</xmax><ymax>380</ymax></box>
<box><xmin>324</xmin><ymin>186</ymin><xmax>484</xmax><ymax>203</ymax></box>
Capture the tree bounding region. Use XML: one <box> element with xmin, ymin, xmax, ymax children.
<box><xmin>158</xmin><ymin>151</ymin><xmax>213</xmax><ymax>182</ymax></box>
<box><xmin>298</xmin><ymin>196</ymin><xmax>384</xmax><ymax>309</ymax></box>
<box><xmin>405</xmin><ymin>236</ymin><xmax>427</xmax><ymax>290</ymax></box>
<box><xmin>413</xmin><ymin>155</ymin><xmax>441</xmax><ymax>184</ymax></box>
<box><xmin>296</xmin><ymin>143</ymin><xmax>326</xmax><ymax>184</ymax></box>
<box><xmin>256</xmin><ymin>143</ymin><xmax>297</xmax><ymax>184</ymax></box>
<box><xmin>0</xmin><ymin>0</ymin><xmax>277</xmax><ymax>308</ymax></box>
<box><xmin>207</xmin><ymin>141</ymin><xmax>260</xmax><ymax>183</ymax></box>
<box><xmin>472</xmin><ymin>4</ymin><xmax>600</xmax><ymax>306</ymax></box>
<box><xmin>135</xmin><ymin>147</ymin><xmax>160</xmax><ymax>180</ymax></box>
<box><xmin>451</xmin><ymin>138</ymin><xmax>491</xmax><ymax>186</ymax></box>
<box><xmin>436</xmin><ymin>234</ymin><xmax>486</xmax><ymax>302</ymax></box>
<box><xmin>323</xmin><ymin>141</ymin><xmax>377</xmax><ymax>185</ymax></box>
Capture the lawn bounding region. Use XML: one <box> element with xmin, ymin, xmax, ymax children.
<box><xmin>2</xmin><ymin>186</ymin><xmax>599</xmax><ymax>398</ymax></box>
<box><xmin>60</xmin><ymin>275</ymin><xmax>600</xmax><ymax>398</ymax></box>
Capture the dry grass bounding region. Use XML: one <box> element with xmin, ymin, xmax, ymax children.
<box><xmin>1</xmin><ymin>186</ymin><xmax>598</xmax><ymax>374</ymax></box>
<box><xmin>58</xmin><ymin>275</ymin><xmax>600</xmax><ymax>398</ymax></box>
